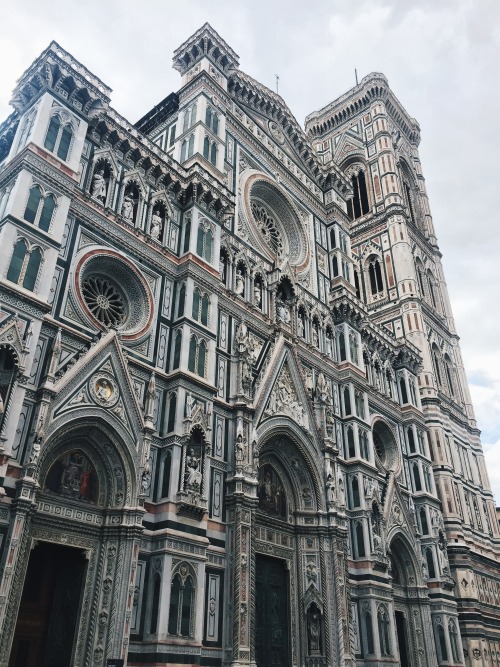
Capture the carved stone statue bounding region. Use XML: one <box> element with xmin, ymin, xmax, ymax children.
<box><xmin>337</xmin><ymin>474</ymin><xmax>346</xmax><ymax>508</ymax></box>
<box><xmin>254</xmin><ymin>282</ymin><xmax>262</xmax><ymax>308</ymax></box>
<box><xmin>326</xmin><ymin>473</ymin><xmax>336</xmax><ymax>504</ymax></box>
<box><xmin>141</xmin><ymin>467</ymin><xmax>151</xmax><ymax>494</ymax></box>
<box><xmin>186</xmin><ymin>392</ymin><xmax>196</xmax><ymax>418</ymax></box>
<box><xmin>307</xmin><ymin>609</ymin><xmax>321</xmax><ymax>653</ymax></box>
<box><xmin>235</xmin><ymin>269</ymin><xmax>244</xmax><ymax>296</ymax></box>
<box><xmin>235</xmin><ymin>434</ymin><xmax>246</xmax><ymax>467</ymax></box>
<box><xmin>121</xmin><ymin>193</ymin><xmax>135</xmax><ymax>221</ymax></box>
<box><xmin>91</xmin><ymin>169</ymin><xmax>107</xmax><ymax>202</ymax></box>
<box><xmin>150</xmin><ymin>210</ymin><xmax>163</xmax><ymax>239</ymax></box>
<box><xmin>316</xmin><ymin>372</ymin><xmax>328</xmax><ymax>402</ymax></box>
<box><xmin>185</xmin><ymin>449</ymin><xmax>202</xmax><ymax>490</ymax></box>
<box><xmin>29</xmin><ymin>434</ymin><xmax>42</xmax><ymax>465</ymax></box>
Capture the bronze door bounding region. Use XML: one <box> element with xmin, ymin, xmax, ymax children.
<box><xmin>255</xmin><ymin>555</ymin><xmax>290</xmax><ymax>667</ymax></box>
<box><xmin>9</xmin><ymin>542</ymin><xmax>86</xmax><ymax>667</ymax></box>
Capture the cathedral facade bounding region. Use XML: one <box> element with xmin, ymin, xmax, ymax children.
<box><xmin>0</xmin><ymin>23</ymin><xmax>498</xmax><ymax>667</ymax></box>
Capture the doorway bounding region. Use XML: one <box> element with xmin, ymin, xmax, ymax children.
<box><xmin>255</xmin><ymin>554</ymin><xmax>290</xmax><ymax>667</ymax></box>
<box><xmin>9</xmin><ymin>542</ymin><xmax>86</xmax><ymax>667</ymax></box>
<box><xmin>395</xmin><ymin>610</ymin><xmax>410</xmax><ymax>667</ymax></box>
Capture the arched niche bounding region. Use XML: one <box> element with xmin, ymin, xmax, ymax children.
<box><xmin>44</xmin><ymin>449</ymin><xmax>98</xmax><ymax>504</ymax></box>
<box><xmin>389</xmin><ymin>534</ymin><xmax>420</xmax><ymax>589</ymax></box>
<box><xmin>38</xmin><ymin>422</ymin><xmax>137</xmax><ymax>508</ymax></box>
<box><xmin>257</xmin><ymin>432</ymin><xmax>323</xmax><ymax>517</ymax></box>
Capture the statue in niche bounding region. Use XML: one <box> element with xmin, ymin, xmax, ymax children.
<box><xmin>312</xmin><ymin>324</ymin><xmax>319</xmax><ymax>348</ymax></box>
<box><xmin>150</xmin><ymin>210</ymin><xmax>163</xmax><ymax>240</ymax></box>
<box><xmin>29</xmin><ymin>434</ymin><xmax>42</xmax><ymax>465</ymax></box>
<box><xmin>121</xmin><ymin>192</ymin><xmax>135</xmax><ymax>221</ymax></box>
<box><xmin>297</xmin><ymin>313</ymin><xmax>305</xmax><ymax>338</ymax></box>
<box><xmin>438</xmin><ymin>535</ymin><xmax>450</xmax><ymax>575</ymax></box>
<box><xmin>186</xmin><ymin>392</ymin><xmax>196</xmax><ymax>418</ymax></box>
<box><xmin>235</xmin><ymin>269</ymin><xmax>245</xmax><ymax>296</ymax></box>
<box><xmin>307</xmin><ymin>607</ymin><xmax>321</xmax><ymax>653</ymax></box>
<box><xmin>371</xmin><ymin>516</ymin><xmax>383</xmax><ymax>552</ymax></box>
<box><xmin>277</xmin><ymin>299</ymin><xmax>290</xmax><ymax>323</ymax></box>
<box><xmin>258</xmin><ymin>464</ymin><xmax>286</xmax><ymax>517</ymax></box>
<box><xmin>219</xmin><ymin>254</ymin><xmax>226</xmax><ymax>282</ymax></box>
<box><xmin>254</xmin><ymin>281</ymin><xmax>262</xmax><ymax>308</ymax></box>
<box><xmin>141</xmin><ymin>467</ymin><xmax>151</xmax><ymax>494</ymax></box>
<box><xmin>185</xmin><ymin>449</ymin><xmax>202</xmax><ymax>490</ymax></box>
<box><xmin>316</xmin><ymin>372</ymin><xmax>328</xmax><ymax>402</ymax></box>
<box><xmin>235</xmin><ymin>434</ymin><xmax>246</xmax><ymax>468</ymax></box>
<box><xmin>337</xmin><ymin>474</ymin><xmax>346</xmax><ymax>508</ymax></box>
<box><xmin>91</xmin><ymin>168</ymin><xmax>107</xmax><ymax>202</ymax></box>
<box><xmin>326</xmin><ymin>473</ymin><xmax>336</xmax><ymax>504</ymax></box>
<box><xmin>325</xmin><ymin>329</ymin><xmax>333</xmax><ymax>357</ymax></box>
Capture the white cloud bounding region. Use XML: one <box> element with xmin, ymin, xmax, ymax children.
<box><xmin>1</xmin><ymin>0</ymin><xmax>500</xmax><ymax>493</ymax></box>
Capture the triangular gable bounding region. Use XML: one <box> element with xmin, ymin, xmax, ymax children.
<box><xmin>384</xmin><ymin>477</ymin><xmax>420</xmax><ymax>549</ymax></box>
<box><xmin>333</xmin><ymin>130</ymin><xmax>365</xmax><ymax>162</ymax></box>
<box><xmin>0</xmin><ymin>318</ymin><xmax>26</xmax><ymax>367</ymax></box>
<box><xmin>254</xmin><ymin>341</ymin><xmax>318</xmax><ymax>440</ymax></box>
<box><xmin>48</xmin><ymin>330</ymin><xmax>144</xmax><ymax>439</ymax></box>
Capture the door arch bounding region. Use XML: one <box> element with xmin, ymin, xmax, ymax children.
<box><xmin>253</xmin><ymin>432</ymin><xmax>327</xmax><ymax>667</ymax></box>
<box><xmin>3</xmin><ymin>420</ymin><xmax>143</xmax><ymax>667</ymax></box>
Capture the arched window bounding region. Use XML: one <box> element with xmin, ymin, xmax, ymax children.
<box><xmin>7</xmin><ymin>240</ymin><xmax>42</xmax><ymax>292</ymax></box>
<box><xmin>161</xmin><ymin>451</ymin><xmax>172</xmax><ymax>498</ymax></box>
<box><xmin>427</xmin><ymin>271</ymin><xmax>437</xmax><ymax>308</ymax></box>
<box><xmin>150</xmin><ymin>574</ymin><xmax>161</xmax><ymax>634</ymax></box>
<box><xmin>188</xmin><ymin>134</ymin><xmax>195</xmax><ymax>158</ymax></box>
<box><xmin>360</xmin><ymin>430</ymin><xmax>370</xmax><ymax>459</ymax></box>
<box><xmin>338</xmin><ymin>329</ymin><xmax>346</xmax><ymax>361</ymax></box>
<box><xmin>347</xmin><ymin>169</ymin><xmax>370</xmax><ymax>220</ymax></box>
<box><xmin>354</xmin><ymin>269</ymin><xmax>361</xmax><ymax>299</ymax></box>
<box><xmin>205</xmin><ymin>229</ymin><xmax>213</xmax><ymax>262</ymax></box>
<box><xmin>167</xmin><ymin>393</ymin><xmax>177</xmax><ymax>433</ymax></box>
<box><xmin>24</xmin><ymin>186</ymin><xmax>42</xmax><ymax>223</ymax></box>
<box><xmin>426</xmin><ymin>548</ymin><xmax>436</xmax><ymax>578</ymax></box>
<box><xmin>205</xmin><ymin>107</ymin><xmax>218</xmax><ymax>134</ymax></box>
<box><xmin>432</xmin><ymin>345</ymin><xmax>442</xmax><ymax>387</ymax></box>
<box><xmin>343</xmin><ymin>386</ymin><xmax>352</xmax><ymax>415</ymax></box>
<box><xmin>201</xmin><ymin>294</ymin><xmax>209</xmax><ymax>326</ymax></box>
<box><xmin>355</xmin><ymin>521</ymin><xmax>365</xmax><ymax>558</ymax></box>
<box><xmin>196</xmin><ymin>225</ymin><xmax>213</xmax><ymax>262</ymax></box>
<box><xmin>188</xmin><ymin>336</ymin><xmax>197</xmax><ymax>373</ymax></box>
<box><xmin>399</xmin><ymin>376</ymin><xmax>408</xmax><ymax>404</ymax></box>
<box><xmin>168</xmin><ymin>574</ymin><xmax>181</xmax><ymax>634</ymax></box>
<box><xmin>203</xmin><ymin>136</ymin><xmax>210</xmax><ymax>160</ymax></box>
<box><xmin>197</xmin><ymin>340</ymin><xmax>206</xmax><ymax>377</ymax></box>
<box><xmin>177</xmin><ymin>283</ymin><xmax>186</xmax><ymax>317</ymax></box>
<box><xmin>57</xmin><ymin>123</ymin><xmax>73</xmax><ymax>160</ymax></box>
<box><xmin>180</xmin><ymin>139</ymin><xmax>188</xmax><ymax>162</ymax></box>
<box><xmin>39</xmin><ymin>195</ymin><xmax>56</xmax><ymax>232</ymax></box>
<box><xmin>419</xmin><ymin>507</ymin><xmax>429</xmax><ymax>534</ymax></box>
<box><xmin>192</xmin><ymin>288</ymin><xmax>200</xmax><ymax>320</ymax></box>
<box><xmin>351</xmin><ymin>475</ymin><xmax>360</xmax><ymax>507</ymax></box>
<box><xmin>367</xmin><ymin>257</ymin><xmax>384</xmax><ymax>296</ymax></box>
<box><xmin>7</xmin><ymin>240</ymin><xmax>27</xmax><ymax>284</ymax></box>
<box><xmin>23</xmin><ymin>247</ymin><xmax>42</xmax><ymax>291</ymax></box>
<box><xmin>347</xmin><ymin>428</ymin><xmax>356</xmax><ymax>459</ymax></box>
<box><xmin>436</xmin><ymin>624</ymin><xmax>448</xmax><ymax>662</ymax></box>
<box><xmin>44</xmin><ymin>115</ymin><xmax>61</xmax><ymax>152</ymax></box>
<box><xmin>407</xmin><ymin>428</ymin><xmax>416</xmax><ymax>453</ymax></box>
<box><xmin>168</xmin><ymin>571</ymin><xmax>194</xmax><ymax>637</ymax></box>
<box><xmin>210</xmin><ymin>142</ymin><xmax>217</xmax><ymax>166</ymax></box>
<box><xmin>44</xmin><ymin>115</ymin><xmax>73</xmax><ymax>161</ymax></box>
<box><xmin>412</xmin><ymin>462</ymin><xmax>422</xmax><ymax>492</ymax></box>
<box><xmin>172</xmin><ymin>331</ymin><xmax>182</xmax><ymax>370</ymax></box>
<box><xmin>363</xmin><ymin>609</ymin><xmax>375</xmax><ymax>654</ymax></box>
<box><xmin>377</xmin><ymin>605</ymin><xmax>391</xmax><ymax>656</ymax></box>
<box><xmin>24</xmin><ymin>186</ymin><xmax>57</xmax><ymax>232</ymax></box>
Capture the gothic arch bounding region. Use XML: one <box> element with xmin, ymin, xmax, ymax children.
<box><xmin>388</xmin><ymin>532</ymin><xmax>424</xmax><ymax>588</ymax></box>
<box><xmin>37</xmin><ymin>418</ymin><xmax>140</xmax><ymax>506</ymax></box>
<box><xmin>255</xmin><ymin>424</ymin><xmax>324</xmax><ymax>512</ymax></box>
<box><xmin>371</xmin><ymin>416</ymin><xmax>402</xmax><ymax>475</ymax></box>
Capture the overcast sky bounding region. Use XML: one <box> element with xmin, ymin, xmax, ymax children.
<box><xmin>2</xmin><ymin>0</ymin><xmax>500</xmax><ymax>500</ymax></box>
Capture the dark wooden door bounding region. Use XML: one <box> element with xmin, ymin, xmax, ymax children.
<box><xmin>255</xmin><ymin>555</ymin><xmax>290</xmax><ymax>667</ymax></box>
<box><xmin>9</xmin><ymin>542</ymin><xmax>86</xmax><ymax>667</ymax></box>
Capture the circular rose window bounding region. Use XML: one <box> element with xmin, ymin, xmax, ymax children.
<box><xmin>243</xmin><ymin>174</ymin><xmax>309</xmax><ymax>269</ymax></box>
<box><xmin>75</xmin><ymin>250</ymin><xmax>153</xmax><ymax>340</ymax></box>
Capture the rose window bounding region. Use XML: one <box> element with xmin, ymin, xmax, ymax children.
<box><xmin>251</xmin><ymin>201</ymin><xmax>284</xmax><ymax>257</ymax></box>
<box><xmin>82</xmin><ymin>276</ymin><xmax>125</xmax><ymax>326</ymax></box>
<box><xmin>75</xmin><ymin>250</ymin><xmax>153</xmax><ymax>339</ymax></box>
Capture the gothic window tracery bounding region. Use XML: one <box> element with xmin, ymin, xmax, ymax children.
<box><xmin>168</xmin><ymin>568</ymin><xmax>195</xmax><ymax>637</ymax></box>
<box><xmin>205</xmin><ymin>106</ymin><xmax>219</xmax><ymax>134</ymax></box>
<box><xmin>192</xmin><ymin>287</ymin><xmax>209</xmax><ymax>326</ymax></box>
<box><xmin>44</xmin><ymin>113</ymin><xmax>74</xmax><ymax>161</ymax></box>
<box><xmin>366</xmin><ymin>255</ymin><xmax>384</xmax><ymax>299</ymax></box>
<box><xmin>347</xmin><ymin>168</ymin><xmax>370</xmax><ymax>220</ymax></box>
<box><xmin>188</xmin><ymin>335</ymin><xmax>207</xmax><ymax>377</ymax></box>
<box><xmin>24</xmin><ymin>185</ymin><xmax>56</xmax><ymax>232</ymax></box>
<box><xmin>251</xmin><ymin>201</ymin><xmax>284</xmax><ymax>258</ymax></box>
<box><xmin>196</xmin><ymin>222</ymin><xmax>214</xmax><ymax>262</ymax></box>
<box><xmin>7</xmin><ymin>238</ymin><xmax>43</xmax><ymax>291</ymax></box>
